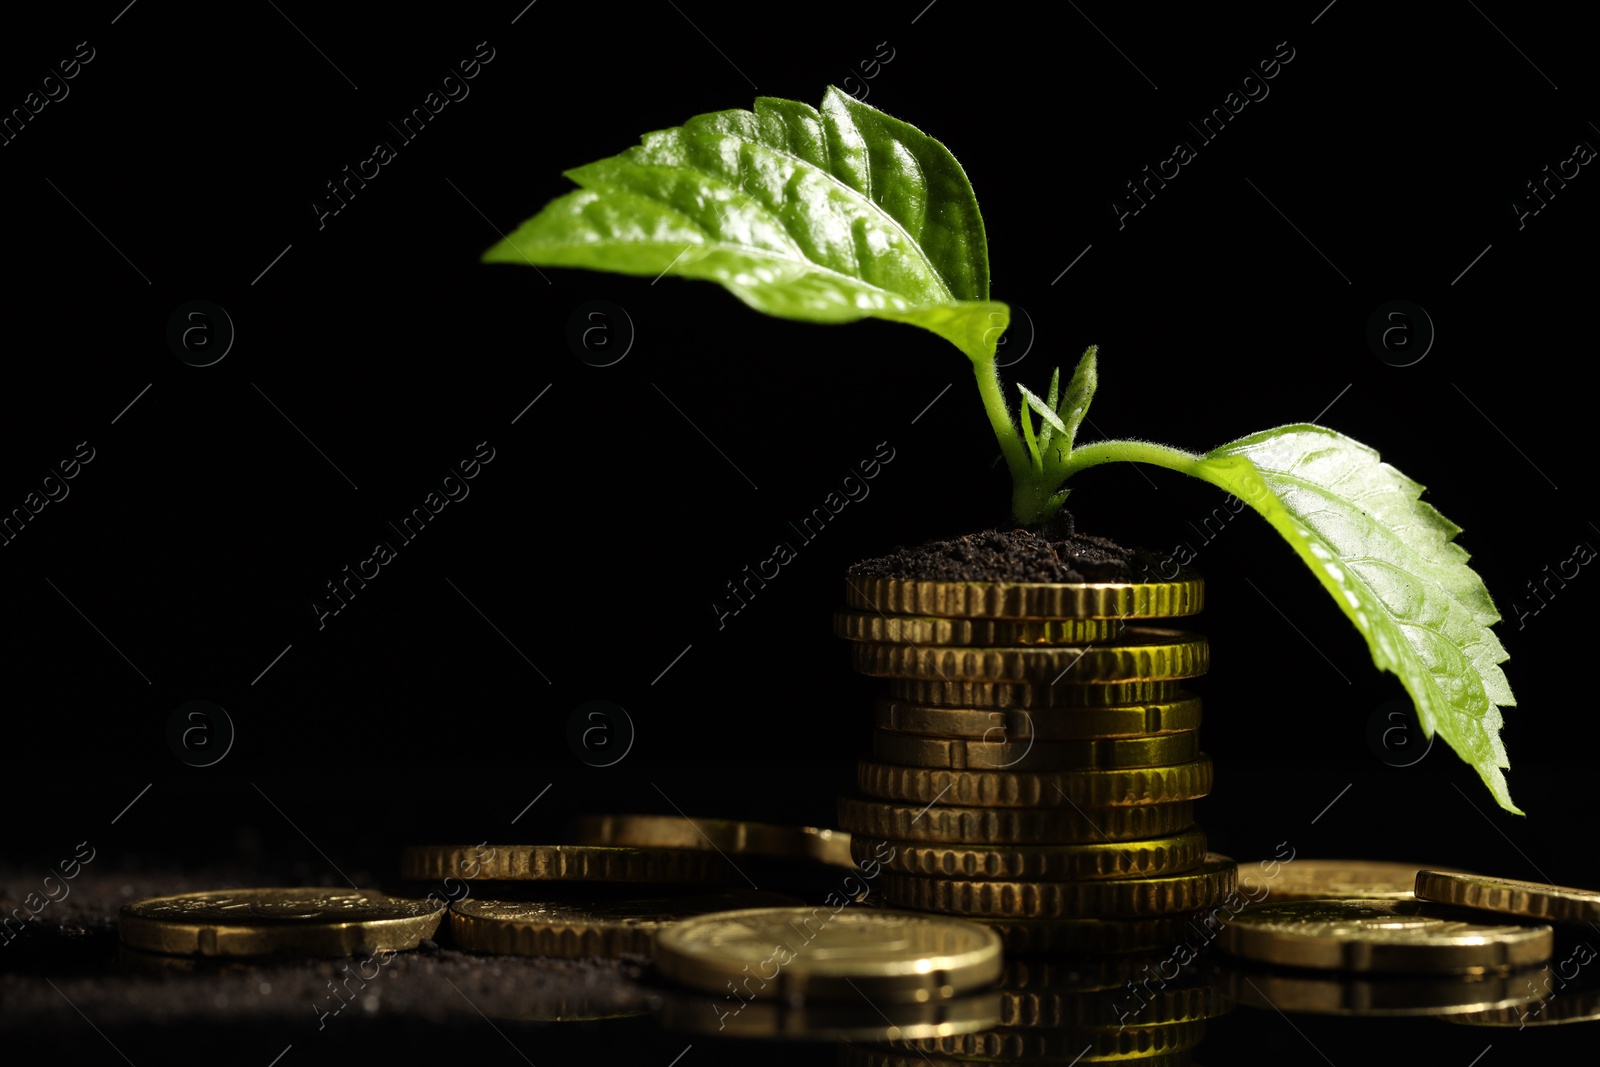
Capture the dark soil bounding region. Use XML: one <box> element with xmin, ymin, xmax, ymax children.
<box><xmin>849</xmin><ymin>511</ymin><xmax>1163</xmax><ymax>583</ymax></box>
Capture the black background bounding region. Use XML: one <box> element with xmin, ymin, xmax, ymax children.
<box><xmin>3</xmin><ymin>0</ymin><xmax>1596</xmax><ymax>1060</ymax></box>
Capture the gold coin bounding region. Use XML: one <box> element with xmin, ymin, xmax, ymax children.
<box><xmin>856</xmin><ymin>757</ymin><xmax>1214</xmax><ymax>808</ymax></box>
<box><xmin>1223</xmin><ymin>963</ymin><xmax>1549</xmax><ymax>1017</ymax></box>
<box><xmin>891</xmin><ymin>679</ymin><xmax>1183</xmax><ymax>708</ymax></box>
<box><xmin>853</xmin><ymin>827</ymin><xmax>1208</xmax><ymax>881</ymax></box>
<box><xmin>657</xmin><ymin>988</ymin><xmax>1001</xmax><ymax>1041</ymax></box>
<box><xmin>833</xmin><ymin>611</ymin><xmax>1122</xmax><ymax>646</ymax></box>
<box><xmin>872</xmin><ymin>727</ymin><xmax>1199</xmax><ymax>771</ymax></box>
<box><xmin>843</xmin><ymin>572</ymin><xmax>1203</xmax><ymax>620</ymax></box>
<box><xmin>1252</xmin><ymin>859</ymin><xmax>1479</xmax><ymax>902</ymax></box>
<box><xmin>874</xmin><ymin>696</ymin><xmax>1202</xmax><ymax>740</ymax></box>
<box><xmin>837</xmin><ymin>795</ymin><xmax>1196</xmax><ymax>844</ymax></box>
<box><xmin>117</xmin><ymin>888</ymin><xmax>445</xmax><ymax>957</ymax></box>
<box><xmin>853</xmin><ymin>629</ymin><xmax>1208</xmax><ymax>683</ymax></box>
<box><xmin>1217</xmin><ymin>899</ymin><xmax>1553</xmax><ymax>974</ymax></box>
<box><xmin>882</xmin><ymin>855</ymin><xmax>1238</xmax><ymax>919</ymax></box>
<box><xmin>449</xmin><ymin>890</ymin><xmax>801</xmax><ymax>958</ymax></box>
<box><xmin>891</xmin><ymin>1018</ymin><xmax>1206</xmax><ymax>1060</ymax></box>
<box><xmin>653</xmin><ymin>906</ymin><xmax>1001</xmax><ymax>1003</ymax></box>
<box><xmin>399</xmin><ymin>844</ymin><xmax>731</xmax><ymax>883</ymax></box>
<box><xmin>570</xmin><ymin>814</ymin><xmax>853</xmax><ymax>868</ymax></box>
<box><xmin>1414</xmin><ymin>870</ymin><xmax>1600</xmax><ymax>925</ymax></box>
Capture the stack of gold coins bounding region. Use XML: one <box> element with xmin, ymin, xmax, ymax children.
<box><xmin>836</xmin><ymin>570</ymin><xmax>1237</xmax><ymax>951</ymax></box>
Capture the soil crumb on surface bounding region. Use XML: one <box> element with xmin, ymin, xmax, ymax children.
<box><xmin>848</xmin><ymin>512</ymin><xmax>1161</xmax><ymax>583</ymax></box>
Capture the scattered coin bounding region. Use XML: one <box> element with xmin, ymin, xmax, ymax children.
<box><xmin>1250</xmin><ymin>859</ymin><xmax>1478</xmax><ymax>902</ymax></box>
<box><xmin>1217</xmin><ymin>899</ymin><xmax>1553</xmax><ymax>974</ymax></box>
<box><xmin>653</xmin><ymin>906</ymin><xmax>1002</xmax><ymax>1003</ymax></box>
<box><xmin>399</xmin><ymin>844</ymin><xmax>732</xmax><ymax>884</ymax></box>
<box><xmin>449</xmin><ymin>891</ymin><xmax>801</xmax><ymax>958</ymax></box>
<box><xmin>1415</xmin><ymin>870</ymin><xmax>1600</xmax><ymax>925</ymax></box>
<box><xmin>118</xmin><ymin>888</ymin><xmax>445</xmax><ymax>957</ymax></box>
<box><xmin>571</xmin><ymin>814</ymin><xmax>853</xmax><ymax>868</ymax></box>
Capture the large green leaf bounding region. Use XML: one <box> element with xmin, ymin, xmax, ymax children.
<box><xmin>484</xmin><ymin>88</ymin><xmax>1007</xmax><ymax>361</ymax></box>
<box><xmin>1190</xmin><ymin>425</ymin><xmax>1518</xmax><ymax>812</ymax></box>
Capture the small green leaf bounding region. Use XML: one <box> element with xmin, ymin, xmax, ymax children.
<box><xmin>485</xmin><ymin>88</ymin><xmax>1006</xmax><ymax>362</ymax></box>
<box><xmin>1017</xmin><ymin>383</ymin><xmax>1067</xmax><ymax>435</ymax></box>
<box><xmin>1054</xmin><ymin>346</ymin><xmax>1098</xmax><ymax>458</ymax></box>
<box><xmin>1018</xmin><ymin>393</ymin><xmax>1042</xmax><ymax>472</ymax></box>
<box><xmin>1038</xmin><ymin>366</ymin><xmax>1062</xmax><ymax>454</ymax></box>
<box><xmin>1190</xmin><ymin>425</ymin><xmax>1519</xmax><ymax>812</ymax></box>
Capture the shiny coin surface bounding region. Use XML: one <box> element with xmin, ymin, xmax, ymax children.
<box><xmin>1252</xmin><ymin>859</ymin><xmax>1478</xmax><ymax>902</ymax></box>
<box><xmin>1415</xmin><ymin>870</ymin><xmax>1600</xmax><ymax>925</ymax></box>
<box><xmin>854</xmin><ymin>827</ymin><xmax>1208</xmax><ymax>881</ymax></box>
<box><xmin>872</xmin><ymin>727</ymin><xmax>1199</xmax><ymax>771</ymax></box>
<box><xmin>843</xmin><ymin>573</ymin><xmax>1203</xmax><ymax>620</ymax></box>
<box><xmin>837</xmin><ymin>795</ymin><xmax>1196</xmax><ymax>844</ymax></box>
<box><xmin>449</xmin><ymin>891</ymin><xmax>801</xmax><ymax>958</ymax></box>
<box><xmin>853</xmin><ymin>630</ymin><xmax>1208</xmax><ymax>683</ymax></box>
<box><xmin>118</xmin><ymin>888</ymin><xmax>445</xmax><ymax>957</ymax></box>
<box><xmin>883</xmin><ymin>854</ymin><xmax>1238</xmax><ymax>919</ymax></box>
<box><xmin>834</xmin><ymin>611</ymin><xmax>1122</xmax><ymax>646</ymax></box>
<box><xmin>654</xmin><ymin>907</ymin><xmax>1002</xmax><ymax>1003</ymax></box>
<box><xmin>857</xmin><ymin>756</ymin><xmax>1214</xmax><ymax>808</ymax></box>
<box><xmin>1217</xmin><ymin>899</ymin><xmax>1553</xmax><ymax>974</ymax></box>
<box><xmin>400</xmin><ymin>844</ymin><xmax>731</xmax><ymax>883</ymax></box>
<box><xmin>891</xmin><ymin>679</ymin><xmax>1183</xmax><ymax>708</ymax></box>
<box><xmin>658</xmin><ymin>988</ymin><xmax>1002</xmax><ymax>1041</ymax></box>
<box><xmin>874</xmin><ymin>696</ymin><xmax>1202</xmax><ymax>740</ymax></box>
<box><xmin>1223</xmin><ymin>963</ymin><xmax>1549</xmax><ymax>1017</ymax></box>
<box><xmin>571</xmin><ymin>814</ymin><xmax>853</xmax><ymax>868</ymax></box>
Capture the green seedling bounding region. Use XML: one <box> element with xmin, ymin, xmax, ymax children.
<box><xmin>482</xmin><ymin>88</ymin><xmax>1518</xmax><ymax>813</ymax></box>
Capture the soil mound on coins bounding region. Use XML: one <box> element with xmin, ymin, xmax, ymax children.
<box><xmin>848</xmin><ymin>511</ymin><xmax>1163</xmax><ymax>583</ymax></box>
